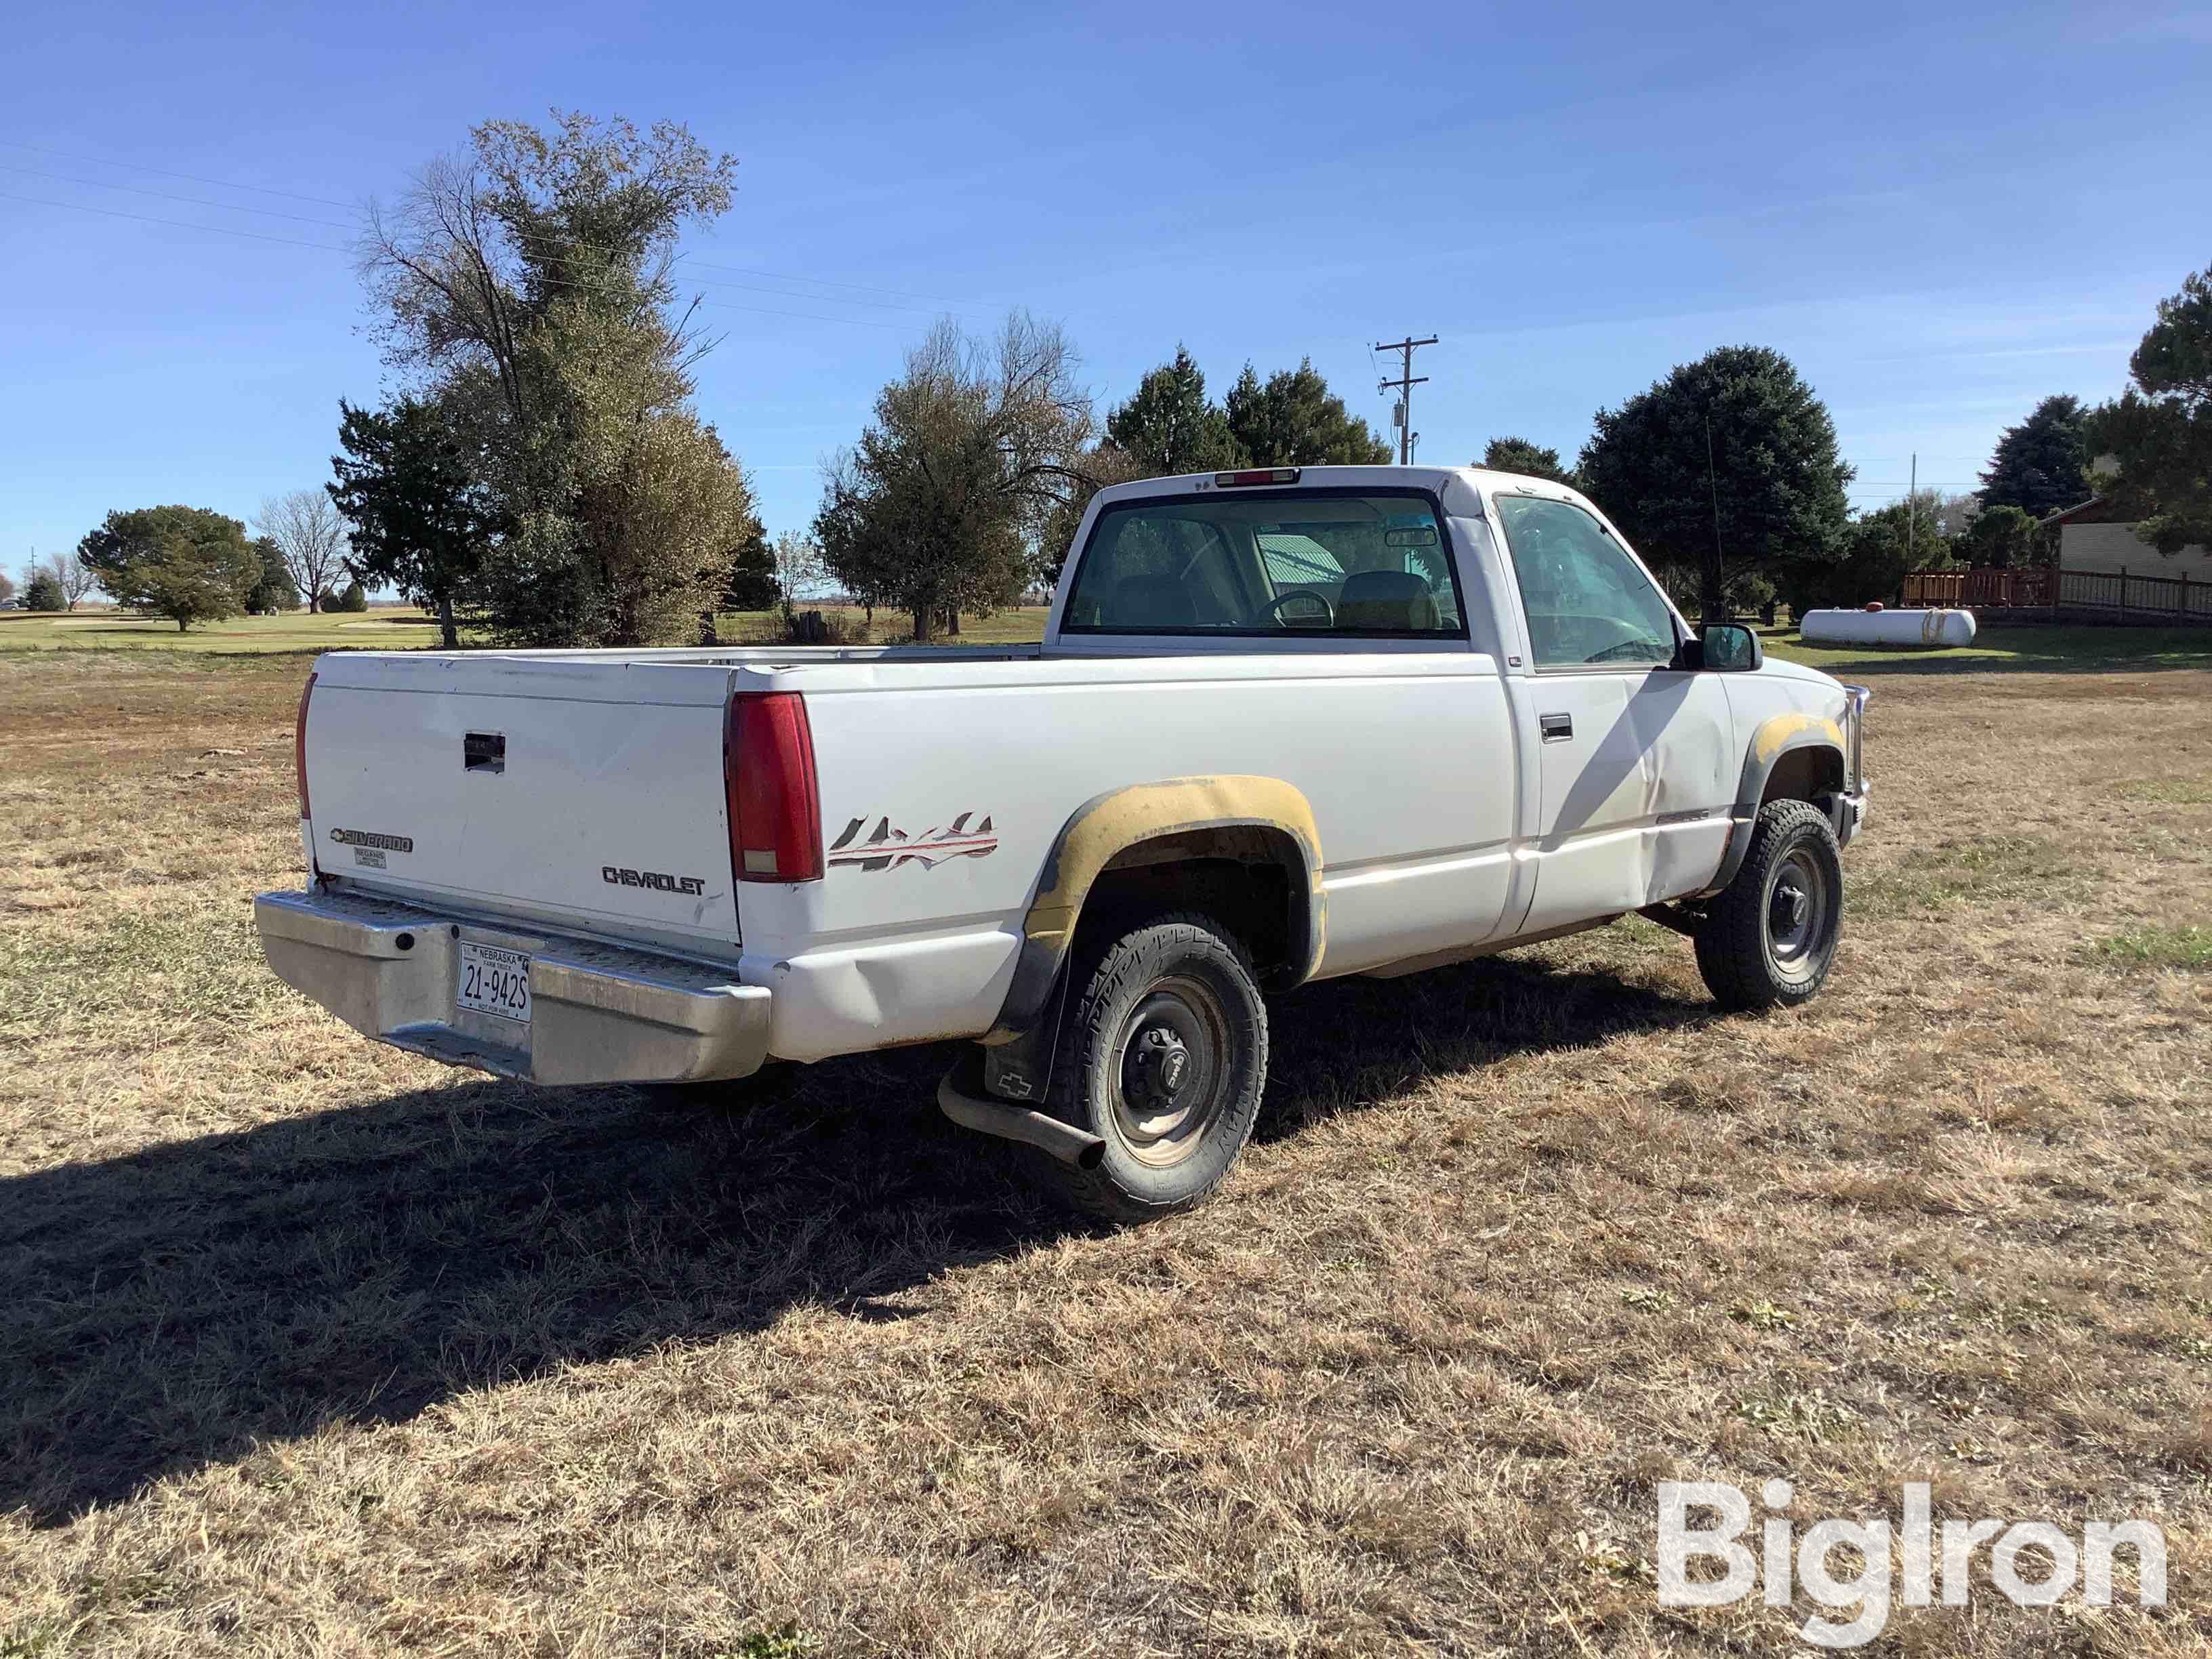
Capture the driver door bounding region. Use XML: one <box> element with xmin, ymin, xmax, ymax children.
<box><xmin>1492</xmin><ymin>493</ymin><xmax>1737</xmax><ymax>937</ymax></box>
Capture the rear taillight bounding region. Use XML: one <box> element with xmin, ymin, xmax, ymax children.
<box><xmin>724</xmin><ymin>691</ymin><xmax>823</xmax><ymax>884</ymax></box>
<box><xmin>294</xmin><ymin>671</ymin><xmax>317</xmax><ymax>819</ymax></box>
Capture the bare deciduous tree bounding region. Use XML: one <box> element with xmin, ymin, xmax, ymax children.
<box><xmin>256</xmin><ymin>489</ymin><xmax>348</xmax><ymax>613</ymax></box>
<box><xmin>1932</xmin><ymin>492</ymin><xmax>1981</xmax><ymax>540</ymax></box>
<box><xmin>54</xmin><ymin>548</ymin><xmax>96</xmax><ymax>609</ymax></box>
<box><xmin>770</xmin><ymin>530</ymin><xmax>825</xmax><ymax>608</ymax></box>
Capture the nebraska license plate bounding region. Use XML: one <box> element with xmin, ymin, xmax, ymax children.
<box><xmin>456</xmin><ymin>941</ymin><xmax>531</xmax><ymax>1025</ymax></box>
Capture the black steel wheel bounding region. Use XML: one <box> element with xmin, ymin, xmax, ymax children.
<box><xmin>1695</xmin><ymin>799</ymin><xmax>1843</xmax><ymax>1010</ymax></box>
<box><xmin>1039</xmin><ymin>912</ymin><xmax>1267</xmax><ymax>1223</ymax></box>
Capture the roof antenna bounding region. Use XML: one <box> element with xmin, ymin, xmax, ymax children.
<box><xmin>1704</xmin><ymin>413</ymin><xmax>1724</xmax><ymax>621</ymax></box>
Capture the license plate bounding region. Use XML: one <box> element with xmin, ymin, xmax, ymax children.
<box><xmin>457</xmin><ymin>941</ymin><xmax>531</xmax><ymax>1025</ymax></box>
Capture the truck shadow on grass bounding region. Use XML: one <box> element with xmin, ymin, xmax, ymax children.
<box><xmin>0</xmin><ymin>954</ymin><xmax>1711</xmax><ymax>1525</ymax></box>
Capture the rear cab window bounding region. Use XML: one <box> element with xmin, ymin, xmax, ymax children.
<box><xmin>1062</xmin><ymin>490</ymin><xmax>1465</xmax><ymax>638</ymax></box>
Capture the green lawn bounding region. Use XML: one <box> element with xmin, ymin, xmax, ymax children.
<box><xmin>0</xmin><ymin>607</ymin><xmax>458</xmax><ymax>654</ymax></box>
<box><xmin>1763</xmin><ymin>623</ymin><xmax>2212</xmax><ymax>675</ymax></box>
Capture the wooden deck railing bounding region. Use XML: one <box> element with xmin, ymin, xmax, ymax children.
<box><xmin>1902</xmin><ymin>565</ymin><xmax>2211</xmax><ymax>620</ymax></box>
<box><xmin>1901</xmin><ymin>568</ymin><xmax>2052</xmax><ymax>607</ymax></box>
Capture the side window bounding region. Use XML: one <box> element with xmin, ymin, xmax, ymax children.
<box><xmin>1493</xmin><ymin>496</ymin><xmax>1678</xmax><ymax>668</ymax></box>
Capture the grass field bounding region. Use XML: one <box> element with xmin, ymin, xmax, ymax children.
<box><xmin>0</xmin><ymin>608</ymin><xmax>457</xmax><ymax>654</ymax></box>
<box><xmin>1</xmin><ymin>649</ymin><xmax>2208</xmax><ymax>1656</ymax></box>
<box><xmin>9</xmin><ymin>604</ymin><xmax>2212</xmax><ymax>677</ymax></box>
<box><xmin>1769</xmin><ymin>623</ymin><xmax>2212</xmax><ymax>677</ymax></box>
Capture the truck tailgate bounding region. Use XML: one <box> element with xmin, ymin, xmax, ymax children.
<box><xmin>302</xmin><ymin>653</ymin><xmax>740</xmax><ymax>956</ymax></box>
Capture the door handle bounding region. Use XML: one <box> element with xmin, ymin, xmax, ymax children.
<box><xmin>1540</xmin><ymin>712</ymin><xmax>1574</xmax><ymax>742</ymax></box>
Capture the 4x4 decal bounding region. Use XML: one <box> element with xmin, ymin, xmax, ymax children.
<box><xmin>829</xmin><ymin>811</ymin><xmax>998</xmax><ymax>872</ymax></box>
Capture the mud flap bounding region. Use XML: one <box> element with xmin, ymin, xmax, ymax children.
<box><xmin>981</xmin><ymin>963</ymin><xmax>1073</xmax><ymax>1103</ymax></box>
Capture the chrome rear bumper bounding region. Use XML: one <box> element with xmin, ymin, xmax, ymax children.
<box><xmin>254</xmin><ymin>889</ymin><xmax>771</xmax><ymax>1086</ymax></box>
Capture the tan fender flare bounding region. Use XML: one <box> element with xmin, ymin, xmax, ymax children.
<box><xmin>983</xmin><ymin>775</ymin><xmax>1326</xmax><ymax>1048</ymax></box>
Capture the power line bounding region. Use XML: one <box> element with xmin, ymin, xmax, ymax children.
<box><xmin>674</xmin><ymin>266</ymin><xmax>979</xmax><ymax>319</ymax></box>
<box><xmin>693</xmin><ymin>296</ymin><xmax>905</xmax><ymax>331</ymax></box>
<box><xmin>1373</xmin><ymin>335</ymin><xmax>1437</xmax><ymax>466</ymax></box>
<box><xmin>5</xmin><ymin>136</ymin><xmax>984</xmax><ymax>327</ymax></box>
<box><xmin>678</xmin><ymin>255</ymin><xmax>981</xmax><ymax>310</ymax></box>
<box><xmin>0</xmin><ymin>162</ymin><xmax>363</xmax><ymax>231</ymax></box>
<box><xmin>0</xmin><ymin>190</ymin><xmax>355</xmax><ymax>253</ymax></box>
<box><xmin>0</xmin><ymin>138</ymin><xmax>361</xmax><ymax>209</ymax></box>
<box><xmin>2</xmin><ymin>190</ymin><xmax>912</xmax><ymax>330</ymax></box>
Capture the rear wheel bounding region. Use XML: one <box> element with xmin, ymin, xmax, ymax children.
<box><xmin>1694</xmin><ymin>800</ymin><xmax>1843</xmax><ymax>1010</ymax></box>
<box><xmin>1038</xmin><ymin>912</ymin><xmax>1267</xmax><ymax>1223</ymax></box>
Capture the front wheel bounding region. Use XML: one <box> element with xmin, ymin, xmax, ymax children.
<box><xmin>1038</xmin><ymin>912</ymin><xmax>1268</xmax><ymax>1223</ymax></box>
<box><xmin>1694</xmin><ymin>800</ymin><xmax>1843</xmax><ymax>1010</ymax></box>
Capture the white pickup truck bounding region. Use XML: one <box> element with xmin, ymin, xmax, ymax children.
<box><xmin>259</xmin><ymin>464</ymin><xmax>1868</xmax><ymax>1220</ymax></box>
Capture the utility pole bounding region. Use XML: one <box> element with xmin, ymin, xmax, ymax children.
<box><xmin>1907</xmin><ymin>453</ymin><xmax>1917</xmax><ymax>566</ymax></box>
<box><xmin>1374</xmin><ymin>335</ymin><xmax>1437</xmax><ymax>465</ymax></box>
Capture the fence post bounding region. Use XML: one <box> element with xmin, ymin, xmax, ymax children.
<box><xmin>2121</xmin><ymin>565</ymin><xmax>2129</xmax><ymax>615</ymax></box>
<box><xmin>2183</xmin><ymin>571</ymin><xmax>2191</xmax><ymax>619</ymax></box>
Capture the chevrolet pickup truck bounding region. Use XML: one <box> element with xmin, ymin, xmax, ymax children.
<box><xmin>258</xmin><ymin>464</ymin><xmax>1868</xmax><ymax>1221</ymax></box>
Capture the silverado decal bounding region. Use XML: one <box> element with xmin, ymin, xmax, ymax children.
<box><xmin>329</xmin><ymin>827</ymin><xmax>414</xmax><ymax>854</ymax></box>
<box><xmin>829</xmin><ymin>812</ymin><xmax>998</xmax><ymax>872</ymax></box>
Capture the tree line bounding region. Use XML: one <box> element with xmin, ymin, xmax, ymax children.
<box><xmin>35</xmin><ymin>107</ymin><xmax>2207</xmax><ymax>636</ymax></box>
<box><xmin>46</xmin><ymin>114</ymin><xmax>766</xmax><ymax>642</ymax></box>
<box><xmin>1464</xmin><ymin>369</ymin><xmax>2126</xmax><ymax>620</ymax></box>
<box><xmin>3</xmin><ymin>549</ymin><xmax>96</xmax><ymax>614</ymax></box>
<box><xmin>1451</xmin><ymin>298</ymin><xmax>2205</xmax><ymax>621</ymax></box>
<box><xmin>809</xmin><ymin>335</ymin><xmax>1397</xmax><ymax>640</ymax></box>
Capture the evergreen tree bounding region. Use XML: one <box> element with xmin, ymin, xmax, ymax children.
<box><xmin>2085</xmin><ymin>263</ymin><xmax>2212</xmax><ymax>555</ymax></box>
<box><xmin>1479</xmin><ymin>436</ymin><xmax>1577</xmax><ymax>486</ymax></box>
<box><xmin>1223</xmin><ymin>359</ymin><xmax>1392</xmax><ymax>467</ymax></box>
<box><xmin>245</xmin><ymin>536</ymin><xmax>301</xmax><ymax>613</ymax></box>
<box><xmin>77</xmin><ymin>505</ymin><xmax>260</xmax><ymax>631</ymax></box>
<box><xmin>328</xmin><ymin>396</ymin><xmax>493</xmax><ymax>647</ymax></box>
<box><xmin>22</xmin><ymin>569</ymin><xmax>65</xmax><ymax>612</ymax></box>
<box><xmin>1980</xmin><ymin>394</ymin><xmax>2091</xmax><ymax>520</ymax></box>
<box><xmin>721</xmin><ymin>514</ymin><xmax>778</xmax><ymax>611</ymax></box>
<box><xmin>1105</xmin><ymin>346</ymin><xmax>1237</xmax><ymax>475</ymax></box>
<box><xmin>1578</xmin><ymin>345</ymin><xmax>1853</xmax><ymax>620</ymax></box>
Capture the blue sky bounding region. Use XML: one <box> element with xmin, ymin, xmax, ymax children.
<box><xmin>5</xmin><ymin>0</ymin><xmax>2207</xmax><ymax>575</ymax></box>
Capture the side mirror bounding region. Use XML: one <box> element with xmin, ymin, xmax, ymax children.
<box><xmin>1698</xmin><ymin>622</ymin><xmax>1763</xmax><ymax>672</ymax></box>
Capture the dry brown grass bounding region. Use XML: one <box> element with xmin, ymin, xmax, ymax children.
<box><xmin>2</xmin><ymin>651</ymin><xmax>2209</xmax><ymax>1657</ymax></box>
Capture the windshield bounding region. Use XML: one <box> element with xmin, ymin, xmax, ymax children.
<box><xmin>1061</xmin><ymin>491</ymin><xmax>1464</xmax><ymax>637</ymax></box>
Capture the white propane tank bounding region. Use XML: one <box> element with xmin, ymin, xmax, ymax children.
<box><xmin>1800</xmin><ymin>607</ymin><xmax>1977</xmax><ymax>647</ymax></box>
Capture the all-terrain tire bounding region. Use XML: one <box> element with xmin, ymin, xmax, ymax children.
<box><xmin>1036</xmin><ymin>912</ymin><xmax>1268</xmax><ymax>1224</ymax></box>
<box><xmin>1694</xmin><ymin>799</ymin><xmax>1843</xmax><ymax>1010</ymax></box>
